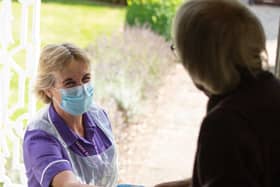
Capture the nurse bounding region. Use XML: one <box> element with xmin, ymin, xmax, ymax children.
<box><xmin>23</xmin><ymin>43</ymin><xmax>118</xmax><ymax>187</ymax></box>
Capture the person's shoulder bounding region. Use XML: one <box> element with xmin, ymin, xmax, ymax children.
<box><xmin>26</xmin><ymin>105</ymin><xmax>51</xmax><ymax>131</ymax></box>
<box><xmin>219</xmin><ymin>71</ymin><xmax>280</xmax><ymax>114</ymax></box>
<box><xmin>200</xmin><ymin>107</ymin><xmax>247</xmax><ymax>138</ymax></box>
<box><xmin>23</xmin><ymin>128</ymin><xmax>61</xmax><ymax>149</ymax></box>
<box><xmin>195</xmin><ymin>109</ymin><xmax>252</xmax><ymax>153</ymax></box>
<box><xmin>25</xmin><ymin>105</ymin><xmax>62</xmax><ymax>141</ymax></box>
<box><xmin>87</xmin><ymin>104</ymin><xmax>111</xmax><ymax>124</ymax></box>
<box><xmin>88</xmin><ymin>103</ymin><xmax>106</xmax><ymax>113</ymax></box>
<box><xmin>261</xmin><ymin>72</ymin><xmax>280</xmax><ymax>96</ymax></box>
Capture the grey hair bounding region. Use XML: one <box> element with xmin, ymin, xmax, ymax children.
<box><xmin>173</xmin><ymin>0</ymin><xmax>267</xmax><ymax>95</ymax></box>
<box><xmin>34</xmin><ymin>43</ymin><xmax>91</xmax><ymax>103</ymax></box>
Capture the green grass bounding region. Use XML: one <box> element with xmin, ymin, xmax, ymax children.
<box><xmin>12</xmin><ymin>0</ymin><xmax>126</xmax><ymax>47</ymax></box>
<box><xmin>7</xmin><ymin>0</ymin><xmax>126</xmax><ymax>120</ymax></box>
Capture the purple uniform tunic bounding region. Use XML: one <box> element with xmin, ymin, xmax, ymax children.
<box><xmin>23</xmin><ymin>104</ymin><xmax>113</xmax><ymax>187</ymax></box>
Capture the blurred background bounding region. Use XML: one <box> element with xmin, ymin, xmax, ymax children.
<box><xmin>0</xmin><ymin>0</ymin><xmax>279</xmax><ymax>186</ymax></box>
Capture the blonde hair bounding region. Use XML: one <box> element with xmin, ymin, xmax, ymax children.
<box><xmin>34</xmin><ymin>43</ymin><xmax>91</xmax><ymax>103</ymax></box>
<box><xmin>173</xmin><ymin>0</ymin><xmax>267</xmax><ymax>95</ymax></box>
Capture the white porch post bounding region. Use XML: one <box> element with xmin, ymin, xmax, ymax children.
<box><xmin>0</xmin><ymin>0</ymin><xmax>41</xmax><ymax>186</ymax></box>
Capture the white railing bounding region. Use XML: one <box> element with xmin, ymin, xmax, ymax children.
<box><xmin>0</xmin><ymin>0</ymin><xmax>41</xmax><ymax>186</ymax></box>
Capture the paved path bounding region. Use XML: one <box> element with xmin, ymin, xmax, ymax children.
<box><xmin>118</xmin><ymin>64</ymin><xmax>207</xmax><ymax>186</ymax></box>
<box><xmin>118</xmin><ymin>4</ymin><xmax>280</xmax><ymax>187</ymax></box>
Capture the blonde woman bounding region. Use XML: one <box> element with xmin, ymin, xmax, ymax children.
<box><xmin>156</xmin><ymin>0</ymin><xmax>280</xmax><ymax>187</ymax></box>
<box><xmin>23</xmin><ymin>43</ymin><xmax>117</xmax><ymax>187</ymax></box>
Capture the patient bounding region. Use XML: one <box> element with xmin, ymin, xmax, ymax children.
<box><xmin>155</xmin><ymin>0</ymin><xmax>280</xmax><ymax>186</ymax></box>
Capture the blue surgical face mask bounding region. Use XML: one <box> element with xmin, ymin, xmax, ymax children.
<box><xmin>56</xmin><ymin>82</ymin><xmax>94</xmax><ymax>116</ymax></box>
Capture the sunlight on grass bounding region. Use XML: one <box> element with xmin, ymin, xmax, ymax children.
<box><xmin>11</xmin><ymin>0</ymin><xmax>126</xmax><ymax>47</ymax></box>
<box><xmin>8</xmin><ymin>0</ymin><xmax>126</xmax><ymax>121</ymax></box>
<box><xmin>41</xmin><ymin>1</ymin><xmax>126</xmax><ymax>47</ymax></box>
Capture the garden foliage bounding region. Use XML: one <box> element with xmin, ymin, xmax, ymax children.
<box><xmin>126</xmin><ymin>0</ymin><xmax>183</xmax><ymax>40</ymax></box>
<box><xmin>87</xmin><ymin>27</ymin><xmax>173</xmax><ymax>123</ymax></box>
<box><xmin>97</xmin><ymin>0</ymin><xmax>127</xmax><ymax>5</ymax></box>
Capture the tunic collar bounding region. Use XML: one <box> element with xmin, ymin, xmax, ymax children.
<box><xmin>48</xmin><ymin>104</ymin><xmax>96</xmax><ymax>146</ymax></box>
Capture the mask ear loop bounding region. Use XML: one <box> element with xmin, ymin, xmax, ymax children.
<box><xmin>82</xmin><ymin>84</ymin><xmax>88</xmax><ymax>96</ymax></box>
<box><xmin>83</xmin><ymin>83</ymin><xmax>94</xmax><ymax>96</ymax></box>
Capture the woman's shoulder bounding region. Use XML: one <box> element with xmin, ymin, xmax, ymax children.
<box><xmin>23</xmin><ymin>125</ymin><xmax>62</xmax><ymax>153</ymax></box>
<box><xmin>87</xmin><ymin>104</ymin><xmax>112</xmax><ymax>128</ymax></box>
<box><xmin>26</xmin><ymin>105</ymin><xmax>61</xmax><ymax>140</ymax></box>
<box><xmin>27</xmin><ymin>105</ymin><xmax>51</xmax><ymax>131</ymax></box>
<box><xmin>88</xmin><ymin>104</ymin><xmax>109</xmax><ymax>119</ymax></box>
<box><xmin>88</xmin><ymin>103</ymin><xmax>105</xmax><ymax>112</ymax></box>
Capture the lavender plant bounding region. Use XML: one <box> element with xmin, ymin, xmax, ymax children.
<box><xmin>87</xmin><ymin>26</ymin><xmax>173</xmax><ymax>124</ymax></box>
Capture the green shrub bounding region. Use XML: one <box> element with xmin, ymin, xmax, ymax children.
<box><xmin>87</xmin><ymin>26</ymin><xmax>173</xmax><ymax>123</ymax></box>
<box><xmin>126</xmin><ymin>0</ymin><xmax>183</xmax><ymax>40</ymax></box>
<box><xmin>94</xmin><ymin>0</ymin><xmax>127</xmax><ymax>5</ymax></box>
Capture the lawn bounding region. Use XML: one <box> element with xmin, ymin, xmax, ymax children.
<box><xmin>8</xmin><ymin>0</ymin><xmax>126</xmax><ymax>118</ymax></box>
<box><xmin>12</xmin><ymin>0</ymin><xmax>126</xmax><ymax>47</ymax></box>
<box><xmin>2</xmin><ymin>1</ymin><xmax>126</xmax><ymax>184</ymax></box>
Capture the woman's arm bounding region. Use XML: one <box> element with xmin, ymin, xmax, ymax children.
<box><xmin>52</xmin><ymin>170</ymin><xmax>97</xmax><ymax>187</ymax></box>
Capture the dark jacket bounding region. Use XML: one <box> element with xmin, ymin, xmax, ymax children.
<box><xmin>192</xmin><ymin>71</ymin><xmax>280</xmax><ymax>187</ymax></box>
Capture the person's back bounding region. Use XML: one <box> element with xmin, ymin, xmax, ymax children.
<box><xmin>192</xmin><ymin>71</ymin><xmax>280</xmax><ymax>187</ymax></box>
<box><xmin>241</xmin><ymin>73</ymin><xmax>280</xmax><ymax>186</ymax></box>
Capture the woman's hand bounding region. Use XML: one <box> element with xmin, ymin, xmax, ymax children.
<box><xmin>52</xmin><ymin>170</ymin><xmax>99</xmax><ymax>187</ymax></box>
<box><xmin>154</xmin><ymin>178</ymin><xmax>192</xmax><ymax>187</ymax></box>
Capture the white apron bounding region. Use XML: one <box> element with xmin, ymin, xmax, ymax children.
<box><xmin>28</xmin><ymin>105</ymin><xmax>118</xmax><ymax>186</ymax></box>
